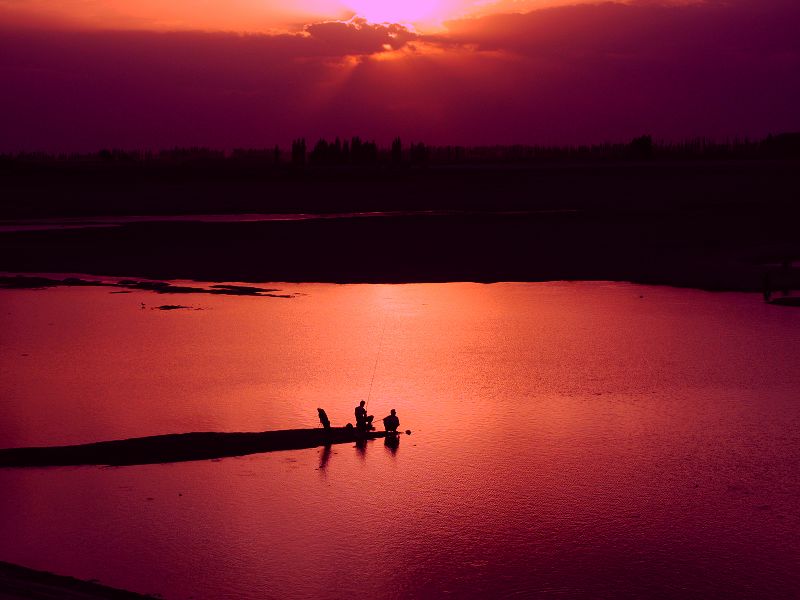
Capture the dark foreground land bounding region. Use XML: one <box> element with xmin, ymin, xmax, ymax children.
<box><xmin>0</xmin><ymin>428</ymin><xmax>398</xmax><ymax>467</ymax></box>
<box><xmin>1</xmin><ymin>155</ymin><xmax>799</xmax><ymax>291</ymax></box>
<box><xmin>0</xmin><ymin>561</ymin><xmax>157</xmax><ymax>599</ymax></box>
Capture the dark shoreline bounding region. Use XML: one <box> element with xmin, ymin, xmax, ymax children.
<box><xmin>1</xmin><ymin>160</ymin><xmax>798</xmax><ymax>293</ymax></box>
<box><xmin>0</xmin><ymin>428</ymin><xmax>399</xmax><ymax>468</ymax></box>
<box><xmin>0</xmin><ymin>211</ymin><xmax>796</xmax><ymax>294</ymax></box>
<box><xmin>0</xmin><ymin>561</ymin><xmax>157</xmax><ymax>599</ymax></box>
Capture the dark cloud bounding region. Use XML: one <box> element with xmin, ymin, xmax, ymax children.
<box><xmin>304</xmin><ymin>18</ymin><xmax>418</xmax><ymax>54</ymax></box>
<box><xmin>0</xmin><ymin>1</ymin><xmax>798</xmax><ymax>150</ymax></box>
<box><xmin>434</xmin><ymin>0</ymin><xmax>800</xmax><ymax>57</ymax></box>
<box><xmin>410</xmin><ymin>0</ymin><xmax>800</xmax><ymax>143</ymax></box>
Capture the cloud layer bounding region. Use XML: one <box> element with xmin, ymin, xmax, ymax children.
<box><xmin>1</xmin><ymin>1</ymin><xmax>798</xmax><ymax>151</ymax></box>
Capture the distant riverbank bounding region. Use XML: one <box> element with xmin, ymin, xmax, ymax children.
<box><xmin>0</xmin><ymin>210</ymin><xmax>796</xmax><ymax>293</ymax></box>
<box><xmin>1</xmin><ymin>160</ymin><xmax>797</xmax><ymax>292</ymax></box>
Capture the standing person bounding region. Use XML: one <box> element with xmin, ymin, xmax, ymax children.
<box><xmin>317</xmin><ymin>408</ymin><xmax>331</xmax><ymax>430</ymax></box>
<box><xmin>355</xmin><ymin>400</ymin><xmax>374</xmax><ymax>430</ymax></box>
<box><xmin>382</xmin><ymin>409</ymin><xmax>400</xmax><ymax>433</ymax></box>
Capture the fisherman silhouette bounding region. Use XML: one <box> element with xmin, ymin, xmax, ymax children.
<box><xmin>355</xmin><ymin>400</ymin><xmax>374</xmax><ymax>430</ymax></box>
<box><xmin>317</xmin><ymin>408</ymin><xmax>331</xmax><ymax>430</ymax></box>
<box><xmin>382</xmin><ymin>409</ymin><xmax>400</xmax><ymax>433</ymax></box>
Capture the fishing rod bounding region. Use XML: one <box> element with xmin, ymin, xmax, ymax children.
<box><xmin>365</xmin><ymin>314</ymin><xmax>389</xmax><ymax>410</ymax></box>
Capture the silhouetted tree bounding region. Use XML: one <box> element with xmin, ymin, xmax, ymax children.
<box><xmin>310</xmin><ymin>138</ymin><xmax>348</xmax><ymax>165</ymax></box>
<box><xmin>310</xmin><ymin>138</ymin><xmax>328</xmax><ymax>165</ymax></box>
<box><xmin>291</xmin><ymin>138</ymin><xmax>306</xmax><ymax>167</ymax></box>
<box><xmin>762</xmin><ymin>132</ymin><xmax>800</xmax><ymax>158</ymax></box>
<box><xmin>410</xmin><ymin>142</ymin><xmax>429</xmax><ymax>166</ymax></box>
<box><xmin>351</xmin><ymin>137</ymin><xmax>362</xmax><ymax>164</ymax></box>
<box><xmin>342</xmin><ymin>140</ymin><xmax>350</xmax><ymax>163</ymax></box>
<box><xmin>349</xmin><ymin>137</ymin><xmax>378</xmax><ymax>165</ymax></box>
<box><xmin>333</xmin><ymin>137</ymin><xmax>342</xmax><ymax>163</ymax></box>
<box><xmin>629</xmin><ymin>135</ymin><xmax>654</xmax><ymax>160</ymax></box>
<box><xmin>391</xmin><ymin>137</ymin><xmax>402</xmax><ymax>165</ymax></box>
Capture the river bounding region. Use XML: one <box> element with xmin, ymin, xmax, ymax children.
<box><xmin>1</xmin><ymin>281</ymin><xmax>798</xmax><ymax>599</ymax></box>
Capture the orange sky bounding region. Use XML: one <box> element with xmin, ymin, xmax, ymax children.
<box><xmin>1</xmin><ymin>0</ymin><xmax>798</xmax><ymax>150</ymax></box>
<box><xmin>0</xmin><ymin>0</ymin><xmax>562</xmax><ymax>31</ymax></box>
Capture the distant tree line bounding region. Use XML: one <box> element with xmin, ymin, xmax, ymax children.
<box><xmin>2</xmin><ymin>133</ymin><xmax>799</xmax><ymax>170</ymax></box>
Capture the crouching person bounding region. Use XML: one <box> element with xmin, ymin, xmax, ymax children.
<box><xmin>382</xmin><ymin>409</ymin><xmax>400</xmax><ymax>433</ymax></box>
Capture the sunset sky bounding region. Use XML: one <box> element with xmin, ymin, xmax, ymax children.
<box><xmin>1</xmin><ymin>0</ymin><xmax>798</xmax><ymax>150</ymax></box>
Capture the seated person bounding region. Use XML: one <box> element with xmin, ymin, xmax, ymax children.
<box><xmin>355</xmin><ymin>400</ymin><xmax>374</xmax><ymax>430</ymax></box>
<box><xmin>317</xmin><ymin>408</ymin><xmax>331</xmax><ymax>430</ymax></box>
<box><xmin>382</xmin><ymin>409</ymin><xmax>400</xmax><ymax>433</ymax></box>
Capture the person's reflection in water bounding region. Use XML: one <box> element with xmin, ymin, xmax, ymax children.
<box><xmin>318</xmin><ymin>444</ymin><xmax>332</xmax><ymax>475</ymax></box>
<box><xmin>355</xmin><ymin>437</ymin><xmax>368</xmax><ymax>460</ymax></box>
<box><xmin>384</xmin><ymin>435</ymin><xmax>400</xmax><ymax>455</ymax></box>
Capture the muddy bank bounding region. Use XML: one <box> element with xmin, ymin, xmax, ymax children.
<box><xmin>0</xmin><ymin>561</ymin><xmax>157</xmax><ymax>599</ymax></box>
<box><xmin>0</xmin><ymin>275</ymin><xmax>292</xmax><ymax>297</ymax></box>
<box><xmin>0</xmin><ymin>428</ymin><xmax>399</xmax><ymax>467</ymax></box>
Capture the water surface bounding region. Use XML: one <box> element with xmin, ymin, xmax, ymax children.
<box><xmin>1</xmin><ymin>282</ymin><xmax>798</xmax><ymax>599</ymax></box>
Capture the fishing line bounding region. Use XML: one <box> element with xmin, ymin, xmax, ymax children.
<box><xmin>366</xmin><ymin>314</ymin><xmax>389</xmax><ymax>409</ymax></box>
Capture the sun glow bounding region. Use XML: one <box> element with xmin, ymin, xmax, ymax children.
<box><xmin>345</xmin><ymin>0</ymin><xmax>443</xmax><ymax>25</ymax></box>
